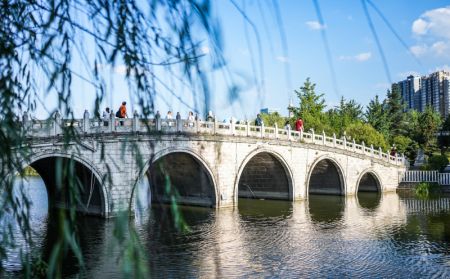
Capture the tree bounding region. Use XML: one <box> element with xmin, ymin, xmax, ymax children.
<box><xmin>386</xmin><ymin>86</ymin><xmax>406</xmax><ymax>137</ymax></box>
<box><xmin>393</xmin><ymin>135</ymin><xmax>418</xmax><ymax>165</ymax></box>
<box><xmin>290</xmin><ymin>78</ymin><xmax>328</xmax><ymax>132</ymax></box>
<box><xmin>365</xmin><ymin>95</ymin><xmax>389</xmax><ymax>138</ymax></box>
<box><xmin>328</xmin><ymin>97</ymin><xmax>363</xmax><ymax>135</ymax></box>
<box><xmin>428</xmin><ymin>155</ymin><xmax>449</xmax><ymax>172</ymax></box>
<box><xmin>418</xmin><ymin>106</ymin><xmax>442</xmax><ymax>156</ymax></box>
<box><xmin>260</xmin><ymin>112</ymin><xmax>286</xmax><ymax>128</ymax></box>
<box><xmin>1</xmin><ymin>1</ymin><xmax>219</xmax><ymax>277</ymax></box>
<box><xmin>438</xmin><ymin>115</ymin><xmax>450</xmax><ymax>152</ymax></box>
<box><xmin>345</xmin><ymin>122</ymin><xmax>389</xmax><ymax>150</ymax></box>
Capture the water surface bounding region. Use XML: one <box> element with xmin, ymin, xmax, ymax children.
<box><xmin>2</xmin><ymin>177</ymin><xmax>450</xmax><ymax>278</ymax></box>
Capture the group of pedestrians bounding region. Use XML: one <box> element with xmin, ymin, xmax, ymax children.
<box><xmin>102</xmin><ymin>104</ymin><xmax>305</xmax><ymax>132</ymax></box>
<box><xmin>102</xmin><ymin>101</ymin><xmax>128</xmax><ymax>126</ymax></box>
<box><xmin>255</xmin><ymin>113</ymin><xmax>304</xmax><ymax>132</ymax></box>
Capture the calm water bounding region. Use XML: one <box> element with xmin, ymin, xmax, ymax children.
<box><xmin>2</xmin><ymin>177</ymin><xmax>450</xmax><ymax>278</ymax></box>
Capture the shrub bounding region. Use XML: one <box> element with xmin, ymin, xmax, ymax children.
<box><xmin>427</xmin><ymin>155</ymin><xmax>449</xmax><ymax>172</ymax></box>
<box><xmin>415</xmin><ymin>182</ymin><xmax>440</xmax><ymax>199</ymax></box>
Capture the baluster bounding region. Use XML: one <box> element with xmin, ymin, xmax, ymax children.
<box><xmin>332</xmin><ymin>133</ymin><xmax>336</xmax><ymax>147</ymax></box>
<box><xmin>379</xmin><ymin>147</ymin><xmax>382</xmax><ymax>159</ymax></box>
<box><xmin>176</xmin><ymin>112</ymin><xmax>182</xmax><ymax>132</ymax></box>
<box><xmin>22</xmin><ymin>111</ymin><xmax>30</xmax><ymax>135</ymax></box>
<box><xmin>133</xmin><ymin>110</ymin><xmax>139</xmax><ymax>132</ymax></box>
<box><xmin>274</xmin><ymin>123</ymin><xmax>278</xmax><ymax>139</ymax></box>
<box><xmin>311</xmin><ymin>129</ymin><xmax>315</xmax><ymax>143</ymax></box>
<box><xmin>287</xmin><ymin>125</ymin><xmax>291</xmax><ymax>141</ymax></box>
<box><xmin>83</xmin><ymin>110</ymin><xmax>90</xmax><ymax>133</ymax></box>
<box><xmin>370</xmin><ymin>144</ymin><xmax>374</xmax><ymax>157</ymax></box>
<box><xmin>109</xmin><ymin>111</ymin><xmax>115</xmax><ymax>132</ymax></box>
<box><xmin>246</xmin><ymin>121</ymin><xmax>250</xmax><ymax>137</ymax></box>
<box><xmin>155</xmin><ymin>111</ymin><xmax>161</xmax><ymax>132</ymax></box>
<box><xmin>299</xmin><ymin>128</ymin><xmax>303</xmax><ymax>141</ymax></box>
<box><xmin>322</xmin><ymin>130</ymin><xmax>326</xmax><ymax>145</ymax></box>
<box><xmin>55</xmin><ymin>110</ymin><xmax>62</xmax><ymax>135</ymax></box>
<box><xmin>343</xmin><ymin>136</ymin><xmax>347</xmax><ymax>150</ymax></box>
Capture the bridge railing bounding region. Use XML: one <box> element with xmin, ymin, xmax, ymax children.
<box><xmin>399</xmin><ymin>170</ymin><xmax>450</xmax><ymax>185</ymax></box>
<box><xmin>21</xmin><ymin>111</ymin><xmax>406</xmax><ymax>166</ymax></box>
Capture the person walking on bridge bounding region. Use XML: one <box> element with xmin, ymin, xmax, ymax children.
<box><xmin>117</xmin><ymin>101</ymin><xmax>128</xmax><ymax>126</ymax></box>
<box><xmin>295</xmin><ymin>117</ymin><xmax>303</xmax><ymax>132</ymax></box>
<box><xmin>102</xmin><ymin>107</ymin><xmax>110</xmax><ymax>126</ymax></box>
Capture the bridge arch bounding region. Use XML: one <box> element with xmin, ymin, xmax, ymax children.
<box><xmin>356</xmin><ymin>170</ymin><xmax>382</xmax><ymax>193</ymax></box>
<box><xmin>133</xmin><ymin>148</ymin><xmax>219</xmax><ymax>208</ymax></box>
<box><xmin>234</xmin><ymin>148</ymin><xmax>294</xmax><ymax>203</ymax></box>
<box><xmin>20</xmin><ymin>152</ymin><xmax>109</xmax><ymax>217</ymax></box>
<box><xmin>307</xmin><ymin>156</ymin><xmax>345</xmax><ymax>196</ymax></box>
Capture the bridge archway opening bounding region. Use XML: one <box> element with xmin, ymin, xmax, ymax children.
<box><xmin>308</xmin><ymin>159</ymin><xmax>344</xmax><ymax>196</ymax></box>
<box><xmin>25</xmin><ymin>156</ymin><xmax>105</xmax><ymax>216</ymax></box>
<box><xmin>237</xmin><ymin>152</ymin><xmax>292</xmax><ymax>201</ymax></box>
<box><xmin>357</xmin><ymin>172</ymin><xmax>381</xmax><ymax>210</ymax></box>
<box><xmin>357</xmin><ymin>172</ymin><xmax>380</xmax><ymax>193</ymax></box>
<box><xmin>145</xmin><ymin>152</ymin><xmax>216</xmax><ymax>207</ymax></box>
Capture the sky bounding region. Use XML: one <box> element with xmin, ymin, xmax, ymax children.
<box><xmin>34</xmin><ymin>0</ymin><xmax>450</xmax><ymax>120</ymax></box>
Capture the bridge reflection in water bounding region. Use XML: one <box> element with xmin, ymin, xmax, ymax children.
<box><xmin>12</xmin><ymin>173</ymin><xmax>450</xmax><ymax>277</ymax></box>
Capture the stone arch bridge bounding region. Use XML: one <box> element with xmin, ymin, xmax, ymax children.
<box><xmin>13</xmin><ymin>111</ymin><xmax>406</xmax><ymax>218</ymax></box>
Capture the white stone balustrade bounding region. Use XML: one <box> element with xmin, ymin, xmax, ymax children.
<box><xmin>21</xmin><ymin>113</ymin><xmax>406</xmax><ymax>166</ymax></box>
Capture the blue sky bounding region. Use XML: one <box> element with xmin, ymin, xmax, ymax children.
<box><xmin>35</xmin><ymin>0</ymin><xmax>450</xmax><ymax>120</ymax></box>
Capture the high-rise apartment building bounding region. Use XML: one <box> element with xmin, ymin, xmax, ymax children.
<box><xmin>396</xmin><ymin>75</ymin><xmax>421</xmax><ymax>112</ymax></box>
<box><xmin>393</xmin><ymin>71</ymin><xmax>450</xmax><ymax>118</ymax></box>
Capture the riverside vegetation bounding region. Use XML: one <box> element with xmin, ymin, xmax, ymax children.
<box><xmin>262</xmin><ymin>78</ymin><xmax>448</xmax><ymax>169</ymax></box>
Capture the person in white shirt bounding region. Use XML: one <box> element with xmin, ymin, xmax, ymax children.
<box><xmin>102</xmin><ymin>107</ymin><xmax>110</xmax><ymax>126</ymax></box>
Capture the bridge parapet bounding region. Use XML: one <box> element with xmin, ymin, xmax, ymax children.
<box><xmin>22</xmin><ymin>111</ymin><xmax>406</xmax><ymax>167</ymax></box>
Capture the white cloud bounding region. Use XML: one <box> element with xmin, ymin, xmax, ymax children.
<box><xmin>411</xmin><ymin>6</ymin><xmax>450</xmax><ymax>57</ymax></box>
<box><xmin>412</xmin><ymin>18</ymin><xmax>430</xmax><ymax>35</ymax></box>
<box><xmin>430</xmin><ymin>64</ymin><xmax>450</xmax><ymax>73</ymax></box>
<box><xmin>276</xmin><ymin>56</ymin><xmax>289</xmax><ymax>63</ymax></box>
<box><xmin>431</xmin><ymin>41</ymin><xmax>449</xmax><ymax>55</ymax></box>
<box><xmin>354</xmin><ymin>52</ymin><xmax>372</xmax><ymax>61</ymax></box>
<box><xmin>338</xmin><ymin>52</ymin><xmax>372</xmax><ymax>62</ymax></box>
<box><xmin>410</xmin><ymin>44</ymin><xmax>428</xmax><ymax>57</ymax></box>
<box><xmin>398</xmin><ymin>71</ymin><xmax>421</xmax><ymax>78</ymax></box>
<box><xmin>305</xmin><ymin>21</ymin><xmax>326</xmax><ymax>30</ymax></box>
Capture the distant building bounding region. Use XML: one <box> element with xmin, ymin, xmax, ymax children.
<box><xmin>260</xmin><ymin>108</ymin><xmax>280</xmax><ymax>115</ymax></box>
<box><xmin>393</xmin><ymin>70</ymin><xmax>450</xmax><ymax>118</ymax></box>
<box><xmin>396</xmin><ymin>75</ymin><xmax>421</xmax><ymax>112</ymax></box>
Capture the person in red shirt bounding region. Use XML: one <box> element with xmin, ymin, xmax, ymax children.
<box><xmin>295</xmin><ymin>117</ymin><xmax>303</xmax><ymax>132</ymax></box>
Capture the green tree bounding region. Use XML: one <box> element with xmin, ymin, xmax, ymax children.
<box><xmin>418</xmin><ymin>106</ymin><xmax>442</xmax><ymax>156</ymax></box>
<box><xmin>365</xmin><ymin>95</ymin><xmax>389</xmax><ymax>138</ymax></box>
<box><xmin>404</xmin><ymin>110</ymin><xmax>421</xmax><ymax>142</ymax></box>
<box><xmin>328</xmin><ymin>97</ymin><xmax>363</xmax><ymax>135</ymax></box>
<box><xmin>0</xmin><ymin>0</ymin><xmax>219</xmax><ymax>277</ymax></box>
<box><xmin>260</xmin><ymin>112</ymin><xmax>286</xmax><ymax>128</ymax></box>
<box><xmin>392</xmin><ymin>135</ymin><xmax>418</xmax><ymax>164</ymax></box>
<box><xmin>345</xmin><ymin>122</ymin><xmax>389</xmax><ymax>150</ymax></box>
<box><xmin>386</xmin><ymin>86</ymin><xmax>406</xmax><ymax>137</ymax></box>
<box><xmin>438</xmin><ymin>115</ymin><xmax>450</xmax><ymax>152</ymax></box>
<box><xmin>290</xmin><ymin>78</ymin><xmax>329</xmax><ymax>132</ymax></box>
<box><xmin>428</xmin><ymin>155</ymin><xmax>449</xmax><ymax>172</ymax></box>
